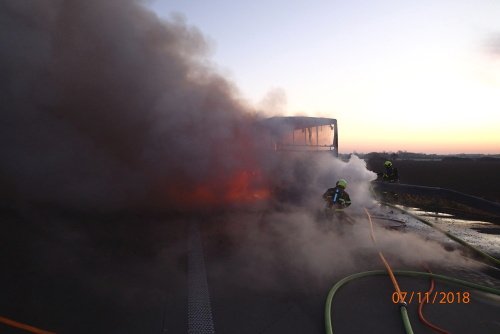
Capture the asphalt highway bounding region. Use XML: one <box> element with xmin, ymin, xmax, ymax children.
<box><xmin>1</xmin><ymin>207</ymin><xmax>499</xmax><ymax>333</ymax></box>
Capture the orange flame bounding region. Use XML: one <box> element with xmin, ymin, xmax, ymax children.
<box><xmin>169</xmin><ymin>169</ymin><xmax>270</xmax><ymax>208</ymax></box>
<box><xmin>224</xmin><ymin>170</ymin><xmax>271</xmax><ymax>203</ymax></box>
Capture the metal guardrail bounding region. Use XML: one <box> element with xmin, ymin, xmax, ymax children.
<box><xmin>371</xmin><ymin>181</ymin><xmax>500</xmax><ymax>216</ymax></box>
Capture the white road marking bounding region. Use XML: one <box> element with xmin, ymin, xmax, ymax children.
<box><xmin>187</xmin><ymin>222</ymin><xmax>215</xmax><ymax>334</ymax></box>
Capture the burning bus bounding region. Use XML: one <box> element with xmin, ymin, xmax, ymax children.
<box><xmin>252</xmin><ymin>116</ymin><xmax>340</xmax><ymax>204</ymax></box>
<box><xmin>169</xmin><ymin>116</ymin><xmax>339</xmax><ymax>208</ymax></box>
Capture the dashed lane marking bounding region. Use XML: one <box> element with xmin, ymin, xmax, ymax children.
<box><xmin>187</xmin><ymin>222</ymin><xmax>215</xmax><ymax>334</ymax></box>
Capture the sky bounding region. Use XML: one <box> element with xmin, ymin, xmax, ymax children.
<box><xmin>147</xmin><ymin>0</ymin><xmax>500</xmax><ymax>154</ymax></box>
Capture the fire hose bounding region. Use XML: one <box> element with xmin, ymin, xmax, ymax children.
<box><xmin>380</xmin><ymin>201</ymin><xmax>500</xmax><ymax>267</ymax></box>
<box><xmin>368</xmin><ymin>182</ymin><xmax>500</xmax><ymax>267</ymax></box>
<box><xmin>324</xmin><ymin>270</ymin><xmax>500</xmax><ymax>334</ymax></box>
<box><xmin>0</xmin><ymin>316</ymin><xmax>55</xmax><ymax>334</ymax></box>
<box><xmin>364</xmin><ymin>207</ymin><xmax>414</xmax><ymax>334</ymax></box>
<box><xmin>324</xmin><ymin>205</ymin><xmax>500</xmax><ymax>334</ymax></box>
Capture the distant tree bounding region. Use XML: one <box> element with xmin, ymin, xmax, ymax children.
<box><xmin>478</xmin><ymin>156</ymin><xmax>500</xmax><ymax>162</ymax></box>
<box><xmin>364</xmin><ymin>152</ymin><xmax>386</xmax><ymax>172</ymax></box>
<box><xmin>442</xmin><ymin>156</ymin><xmax>472</xmax><ymax>162</ymax></box>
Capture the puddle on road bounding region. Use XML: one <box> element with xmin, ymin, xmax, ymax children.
<box><xmin>368</xmin><ymin>204</ymin><xmax>500</xmax><ymax>288</ymax></box>
<box><xmin>393</xmin><ymin>205</ymin><xmax>500</xmax><ymax>257</ymax></box>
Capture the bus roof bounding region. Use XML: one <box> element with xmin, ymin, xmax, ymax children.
<box><xmin>260</xmin><ymin>116</ymin><xmax>337</xmax><ymax>131</ymax></box>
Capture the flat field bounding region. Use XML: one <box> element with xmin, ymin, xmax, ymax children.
<box><xmin>367</xmin><ymin>159</ymin><xmax>500</xmax><ymax>203</ymax></box>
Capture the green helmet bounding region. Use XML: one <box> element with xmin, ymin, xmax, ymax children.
<box><xmin>336</xmin><ymin>179</ymin><xmax>348</xmax><ymax>189</ymax></box>
<box><xmin>384</xmin><ymin>160</ymin><xmax>392</xmax><ymax>168</ymax></box>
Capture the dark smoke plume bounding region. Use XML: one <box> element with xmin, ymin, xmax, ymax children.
<box><xmin>0</xmin><ymin>0</ymin><xmax>265</xmax><ymax>210</ymax></box>
<box><xmin>0</xmin><ymin>5</ymin><xmax>478</xmax><ymax>329</ymax></box>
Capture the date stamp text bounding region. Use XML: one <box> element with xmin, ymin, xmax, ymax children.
<box><xmin>391</xmin><ymin>291</ymin><xmax>470</xmax><ymax>304</ymax></box>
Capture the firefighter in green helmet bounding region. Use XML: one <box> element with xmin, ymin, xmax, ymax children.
<box><xmin>378</xmin><ymin>160</ymin><xmax>400</xmax><ymax>201</ymax></box>
<box><xmin>323</xmin><ymin>179</ymin><xmax>352</xmax><ymax>223</ymax></box>
<box><xmin>382</xmin><ymin>160</ymin><xmax>399</xmax><ymax>183</ymax></box>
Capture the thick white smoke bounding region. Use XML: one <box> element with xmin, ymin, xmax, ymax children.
<box><xmin>207</xmin><ymin>154</ymin><xmax>477</xmax><ymax>290</ymax></box>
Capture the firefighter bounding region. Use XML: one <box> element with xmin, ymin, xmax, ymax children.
<box><xmin>380</xmin><ymin>160</ymin><xmax>399</xmax><ymax>202</ymax></box>
<box><xmin>382</xmin><ymin>160</ymin><xmax>399</xmax><ymax>183</ymax></box>
<box><xmin>322</xmin><ymin>179</ymin><xmax>352</xmax><ymax>223</ymax></box>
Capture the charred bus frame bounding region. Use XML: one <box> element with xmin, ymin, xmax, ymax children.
<box><xmin>259</xmin><ymin>116</ymin><xmax>338</xmax><ymax>157</ymax></box>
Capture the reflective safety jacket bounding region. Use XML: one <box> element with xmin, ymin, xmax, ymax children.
<box><xmin>323</xmin><ymin>186</ymin><xmax>351</xmax><ymax>209</ymax></box>
<box><xmin>383</xmin><ymin>166</ymin><xmax>399</xmax><ymax>183</ymax></box>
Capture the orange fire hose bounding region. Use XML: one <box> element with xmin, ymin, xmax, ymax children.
<box><xmin>365</xmin><ymin>208</ymin><xmax>451</xmax><ymax>334</ymax></box>
<box><xmin>364</xmin><ymin>207</ymin><xmax>415</xmax><ymax>333</ymax></box>
<box><xmin>0</xmin><ymin>316</ymin><xmax>55</xmax><ymax>334</ymax></box>
<box><xmin>417</xmin><ymin>275</ymin><xmax>451</xmax><ymax>334</ymax></box>
<box><xmin>364</xmin><ymin>208</ymin><xmax>404</xmax><ymax>301</ymax></box>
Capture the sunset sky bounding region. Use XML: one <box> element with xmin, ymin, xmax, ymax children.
<box><xmin>148</xmin><ymin>0</ymin><xmax>500</xmax><ymax>154</ymax></box>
